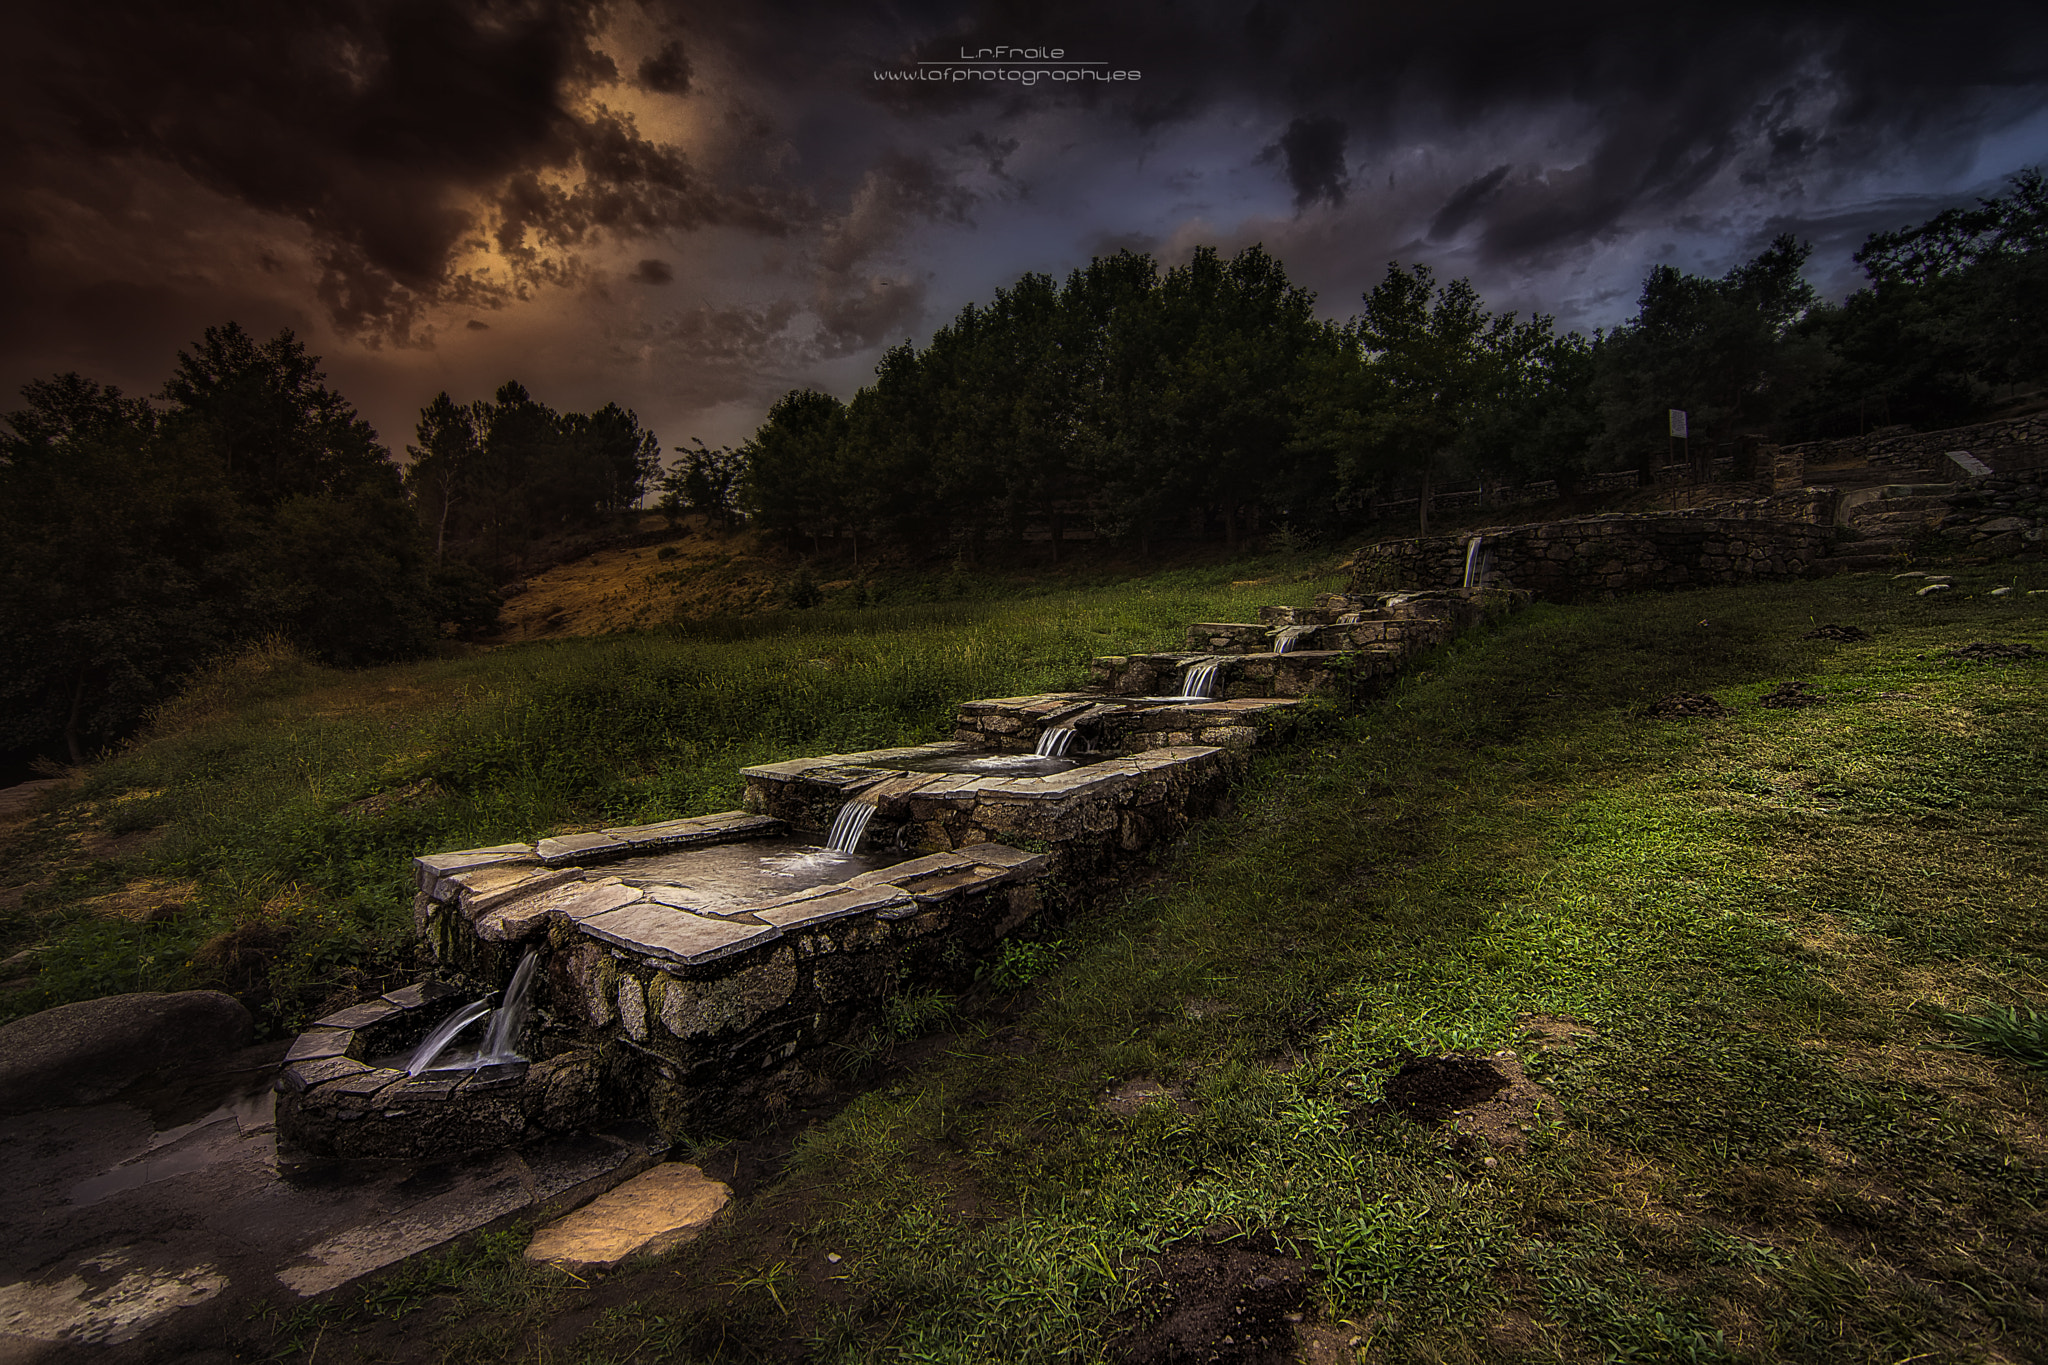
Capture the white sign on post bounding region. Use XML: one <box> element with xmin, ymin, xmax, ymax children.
<box><xmin>1668</xmin><ymin>409</ymin><xmax>1688</xmax><ymax>439</ymax></box>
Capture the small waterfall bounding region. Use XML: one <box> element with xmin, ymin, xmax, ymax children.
<box><xmin>825</xmin><ymin>799</ymin><xmax>878</xmax><ymax>853</ymax></box>
<box><xmin>1462</xmin><ymin>535</ymin><xmax>1485</xmax><ymax>589</ymax></box>
<box><xmin>478</xmin><ymin>946</ymin><xmax>541</xmax><ymax>1063</ymax></box>
<box><xmin>1035</xmin><ymin>726</ymin><xmax>1077</xmax><ymax>757</ymax></box>
<box><xmin>406</xmin><ymin>1001</ymin><xmax>489</xmax><ymax>1077</ymax></box>
<box><xmin>1179</xmin><ymin>660</ymin><xmax>1223</xmax><ymax>699</ymax></box>
<box><xmin>1273</xmin><ymin>626</ymin><xmax>1311</xmax><ymax>654</ymax></box>
<box><xmin>405</xmin><ymin>945</ymin><xmax>546</xmax><ymax>1077</ymax></box>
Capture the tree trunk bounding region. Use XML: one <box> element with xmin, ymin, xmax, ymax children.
<box><xmin>1047</xmin><ymin>509</ymin><xmax>1063</xmax><ymax>565</ymax></box>
<box><xmin>1223</xmin><ymin>505</ymin><xmax>1238</xmax><ymax>552</ymax></box>
<box><xmin>64</xmin><ymin>674</ymin><xmax>86</xmax><ymax>766</ymax></box>
<box><xmin>1419</xmin><ymin>465</ymin><xmax>1433</xmax><ymax>537</ymax></box>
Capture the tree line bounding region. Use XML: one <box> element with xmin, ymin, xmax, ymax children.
<box><xmin>1</xmin><ymin>326</ymin><xmax>662</xmax><ymax>763</ymax></box>
<box><xmin>738</xmin><ymin>169</ymin><xmax>2048</xmax><ymax>552</ymax></box>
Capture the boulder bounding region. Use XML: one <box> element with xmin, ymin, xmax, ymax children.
<box><xmin>0</xmin><ymin>991</ymin><xmax>252</xmax><ymax>1115</ymax></box>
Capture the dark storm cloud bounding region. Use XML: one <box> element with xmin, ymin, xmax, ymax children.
<box><xmin>845</xmin><ymin>0</ymin><xmax>2047</xmax><ymax>258</ymax></box>
<box><xmin>0</xmin><ymin>0</ymin><xmax>806</xmax><ymax>347</ymax></box>
<box><xmin>631</xmin><ymin>259</ymin><xmax>677</xmax><ymax>284</ymax></box>
<box><xmin>1268</xmin><ymin>116</ymin><xmax>1350</xmax><ymax>211</ymax></box>
<box><xmin>1429</xmin><ymin>165</ymin><xmax>1512</xmax><ymax>242</ymax></box>
<box><xmin>637</xmin><ymin>37</ymin><xmax>694</xmax><ymax>95</ymax></box>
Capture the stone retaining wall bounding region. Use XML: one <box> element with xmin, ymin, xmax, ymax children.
<box><xmin>742</xmin><ymin>742</ymin><xmax>1240</xmax><ymax>887</ymax></box>
<box><xmin>1940</xmin><ymin>472</ymin><xmax>2048</xmax><ymax>557</ymax></box>
<box><xmin>1784</xmin><ymin>414</ymin><xmax>2048</xmax><ymax>473</ymax></box>
<box><xmin>1350</xmin><ymin>516</ymin><xmax>1831</xmax><ymax>599</ymax></box>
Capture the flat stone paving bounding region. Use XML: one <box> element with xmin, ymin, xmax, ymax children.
<box><xmin>0</xmin><ymin>1047</ymin><xmax>657</xmax><ymax>1359</ymax></box>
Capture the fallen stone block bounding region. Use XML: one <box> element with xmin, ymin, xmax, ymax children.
<box><xmin>524</xmin><ymin>1162</ymin><xmax>731</xmax><ymax>1270</ymax></box>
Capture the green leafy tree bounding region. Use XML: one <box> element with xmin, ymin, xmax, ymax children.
<box><xmin>1592</xmin><ymin>236</ymin><xmax>1821</xmax><ymax>475</ymax></box>
<box><xmin>1796</xmin><ymin>169</ymin><xmax>2048</xmax><ymax>434</ymax></box>
<box><xmin>1354</xmin><ymin>263</ymin><xmax>1523</xmax><ymax>533</ymax></box>
<box><xmin>738</xmin><ymin>389</ymin><xmax>850</xmax><ymax>551</ymax></box>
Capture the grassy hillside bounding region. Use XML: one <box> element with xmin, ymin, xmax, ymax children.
<box><xmin>250</xmin><ymin>561</ymin><xmax>2048</xmax><ymax>1365</ymax></box>
<box><xmin>0</xmin><ymin>553</ymin><xmax>1347</xmax><ymax>1031</ymax></box>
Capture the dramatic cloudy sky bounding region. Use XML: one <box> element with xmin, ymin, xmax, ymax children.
<box><xmin>4</xmin><ymin>1</ymin><xmax>2047</xmax><ymax>458</ymax></box>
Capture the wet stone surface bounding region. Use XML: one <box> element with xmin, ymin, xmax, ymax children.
<box><xmin>0</xmin><ymin>1041</ymin><xmax>657</xmax><ymax>1360</ymax></box>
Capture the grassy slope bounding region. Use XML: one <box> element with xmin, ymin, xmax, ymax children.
<box><xmin>269</xmin><ymin>564</ymin><xmax>2048</xmax><ymax>1365</ymax></box>
<box><xmin>0</xmin><ymin>554</ymin><xmax>1346</xmax><ymax>1031</ymax></box>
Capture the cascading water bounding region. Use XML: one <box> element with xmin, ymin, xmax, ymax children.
<box><xmin>1035</xmin><ymin>726</ymin><xmax>1077</xmax><ymax>757</ymax></box>
<box><xmin>1273</xmin><ymin>626</ymin><xmax>1311</xmax><ymax>654</ymax></box>
<box><xmin>1462</xmin><ymin>535</ymin><xmax>1485</xmax><ymax>589</ymax></box>
<box><xmin>405</xmin><ymin>945</ymin><xmax>544</xmax><ymax>1077</ymax></box>
<box><xmin>405</xmin><ymin>1001</ymin><xmax>489</xmax><ymax>1077</ymax></box>
<box><xmin>478</xmin><ymin>947</ymin><xmax>540</xmax><ymax>1062</ymax></box>
<box><xmin>825</xmin><ymin>799</ymin><xmax>878</xmax><ymax>853</ymax></box>
<box><xmin>1179</xmin><ymin>660</ymin><xmax>1223</xmax><ymax>699</ymax></box>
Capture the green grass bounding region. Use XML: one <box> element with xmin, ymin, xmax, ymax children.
<box><xmin>0</xmin><ymin>552</ymin><xmax>1346</xmax><ymax>1032</ymax></box>
<box><xmin>14</xmin><ymin>552</ymin><xmax>2048</xmax><ymax>1364</ymax></box>
<box><xmin>511</xmin><ymin>563</ymin><xmax>2043</xmax><ymax>1365</ymax></box>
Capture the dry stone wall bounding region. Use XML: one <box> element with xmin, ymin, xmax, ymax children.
<box><xmin>1783</xmin><ymin>414</ymin><xmax>2048</xmax><ymax>474</ymax></box>
<box><xmin>1939</xmin><ymin>472</ymin><xmax>2048</xmax><ymax>557</ymax></box>
<box><xmin>1350</xmin><ymin>515</ymin><xmax>1831</xmax><ymax>599</ymax></box>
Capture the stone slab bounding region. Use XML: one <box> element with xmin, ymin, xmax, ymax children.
<box><xmin>414</xmin><ymin>845</ymin><xmax>534</xmax><ymax>894</ymax></box>
<box><xmin>523</xmin><ymin>1162</ymin><xmax>731</xmax><ymax>1271</ymax></box>
<box><xmin>575</xmin><ymin>903</ymin><xmax>782</xmax><ymax>967</ymax></box>
<box><xmin>754</xmin><ymin>884</ymin><xmax>913</xmax><ymax>931</ymax></box>
<box><xmin>312</xmin><ymin>1000</ymin><xmax>401</xmax><ymax>1031</ymax></box>
<box><xmin>282</xmin><ymin>1030</ymin><xmax>352</xmax><ymax>1064</ymax></box>
<box><xmin>891</xmin><ymin>865</ymin><xmax>1009</xmax><ymax>903</ymax></box>
<box><xmin>534</xmin><ymin>879</ymin><xmax>643</xmax><ymax>925</ymax></box>
<box><xmin>537</xmin><ymin>831</ymin><xmax>632</xmax><ymax>866</ymax></box>
<box><xmin>846</xmin><ymin>851</ymin><xmax>979</xmax><ymax>888</ymax></box>
<box><xmin>381</xmin><ymin>981</ymin><xmax>464</xmax><ymax>1011</ymax></box>
<box><xmin>599</xmin><ymin>812</ymin><xmax>785</xmax><ymax>850</ymax></box>
<box><xmin>949</xmin><ymin>843</ymin><xmax>1050</xmax><ymax>873</ymax></box>
<box><xmin>278</xmin><ymin>1055</ymin><xmax>369</xmax><ymax>1094</ymax></box>
<box><xmin>447</xmin><ymin>863</ymin><xmax>580</xmax><ymax>913</ymax></box>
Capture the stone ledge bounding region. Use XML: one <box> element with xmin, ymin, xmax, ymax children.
<box><xmin>575</xmin><ymin>903</ymin><xmax>783</xmax><ymax>967</ymax></box>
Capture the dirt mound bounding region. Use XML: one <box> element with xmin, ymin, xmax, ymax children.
<box><xmin>1116</xmin><ymin>1235</ymin><xmax>1307</xmax><ymax>1365</ymax></box>
<box><xmin>1802</xmin><ymin>623</ymin><xmax>1871</xmax><ymax>641</ymax></box>
<box><xmin>1380</xmin><ymin>1055</ymin><xmax>1509</xmax><ymax>1123</ymax></box>
<box><xmin>1647</xmin><ymin>692</ymin><xmax>1732</xmax><ymax>719</ymax></box>
<box><xmin>1759</xmin><ymin>680</ymin><xmax>1826</xmax><ymax>708</ymax></box>
<box><xmin>1944</xmin><ymin>640</ymin><xmax>2041</xmax><ymax>663</ymax></box>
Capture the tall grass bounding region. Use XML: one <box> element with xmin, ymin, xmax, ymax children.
<box><xmin>0</xmin><ymin>559</ymin><xmax>1345</xmax><ymax>1030</ymax></box>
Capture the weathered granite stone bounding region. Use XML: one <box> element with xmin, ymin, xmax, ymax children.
<box><xmin>537</xmin><ymin>831</ymin><xmax>631</xmax><ymax>866</ymax></box>
<box><xmin>617</xmin><ymin>977</ymin><xmax>648</xmax><ymax>1042</ymax></box>
<box><xmin>284</xmin><ymin>1029</ymin><xmax>353</xmax><ymax>1064</ymax></box>
<box><xmin>535</xmin><ymin>879</ymin><xmax>643</xmax><ymax>924</ymax></box>
<box><xmin>577</xmin><ymin>903</ymin><xmax>782</xmax><ymax>967</ymax></box>
<box><xmin>314</xmin><ymin>1000</ymin><xmax>402</xmax><ymax>1031</ymax></box>
<box><xmin>382</xmin><ymin>980</ymin><xmax>464</xmax><ymax>1011</ymax></box>
<box><xmin>657</xmin><ymin>946</ymin><xmax>799</xmax><ymax>1038</ymax></box>
<box><xmin>523</xmin><ymin>1162</ymin><xmax>731</xmax><ymax>1270</ymax></box>
<box><xmin>754</xmin><ymin>884</ymin><xmax>911</xmax><ymax>931</ymax></box>
<box><xmin>600</xmin><ymin>812</ymin><xmax>785</xmax><ymax>850</ymax></box>
<box><xmin>414</xmin><ymin>844</ymin><xmax>534</xmax><ymax>895</ymax></box>
<box><xmin>447</xmin><ymin>863</ymin><xmax>580</xmax><ymax>915</ymax></box>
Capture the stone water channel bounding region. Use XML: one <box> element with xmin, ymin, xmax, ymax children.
<box><xmin>276</xmin><ymin>587</ymin><xmax>1524</xmax><ymax>1168</ymax></box>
